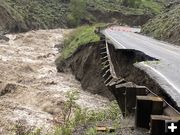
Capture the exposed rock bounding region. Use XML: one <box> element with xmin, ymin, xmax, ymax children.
<box><xmin>0</xmin><ymin>81</ymin><xmax>18</xmax><ymax>96</ymax></box>
<box><xmin>0</xmin><ymin>35</ymin><xmax>9</xmax><ymax>41</ymax></box>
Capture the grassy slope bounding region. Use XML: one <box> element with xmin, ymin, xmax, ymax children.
<box><xmin>0</xmin><ymin>0</ymin><xmax>164</xmax><ymax>33</ymax></box>
<box><xmin>142</xmin><ymin>4</ymin><xmax>180</xmax><ymax>45</ymax></box>
<box><xmin>4</xmin><ymin>0</ymin><xmax>68</xmax><ymax>29</ymax></box>
<box><xmin>56</xmin><ymin>25</ymin><xmax>100</xmax><ymax>62</ymax></box>
<box><xmin>62</xmin><ymin>26</ymin><xmax>99</xmax><ymax>59</ymax></box>
<box><xmin>141</xmin><ymin>0</ymin><xmax>164</xmax><ymax>14</ymax></box>
<box><xmin>61</xmin><ymin>0</ymin><xmax>164</xmax><ymax>58</ymax></box>
<box><xmin>87</xmin><ymin>0</ymin><xmax>164</xmax><ymax>15</ymax></box>
<box><xmin>0</xmin><ymin>1</ymin><xmax>27</xmax><ymax>32</ymax></box>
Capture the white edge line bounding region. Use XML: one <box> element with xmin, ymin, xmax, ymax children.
<box><xmin>104</xmin><ymin>29</ymin><xmax>180</xmax><ymax>93</ymax></box>
<box><xmin>142</xmin><ymin>63</ymin><xmax>180</xmax><ymax>93</ymax></box>
<box><xmin>104</xmin><ymin>30</ymin><xmax>126</xmax><ymax>49</ymax></box>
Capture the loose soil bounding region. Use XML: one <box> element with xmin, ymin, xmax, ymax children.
<box><xmin>56</xmin><ymin>42</ymin><xmax>115</xmax><ymax>100</ymax></box>
<box><xmin>0</xmin><ymin>29</ymin><xmax>110</xmax><ymax>134</ymax></box>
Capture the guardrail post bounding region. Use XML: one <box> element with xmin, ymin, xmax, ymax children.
<box><xmin>135</xmin><ymin>96</ymin><xmax>163</xmax><ymax>129</ymax></box>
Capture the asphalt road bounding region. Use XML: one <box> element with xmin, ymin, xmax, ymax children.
<box><xmin>103</xmin><ymin>26</ymin><xmax>180</xmax><ymax>107</ymax></box>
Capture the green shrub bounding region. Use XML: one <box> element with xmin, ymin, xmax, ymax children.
<box><xmin>85</xmin><ymin>127</ymin><xmax>97</xmax><ymax>135</ymax></box>
<box><xmin>60</xmin><ymin>25</ymin><xmax>100</xmax><ymax>60</ymax></box>
<box><xmin>54</xmin><ymin>126</ymin><xmax>73</xmax><ymax>135</ymax></box>
<box><xmin>68</xmin><ymin>0</ymin><xmax>87</xmax><ymax>27</ymax></box>
<box><xmin>14</xmin><ymin>89</ymin><xmax>121</xmax><ymax>135</ymax></box>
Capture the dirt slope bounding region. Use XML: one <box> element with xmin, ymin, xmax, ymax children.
<box><xmin>0</xmin><ymin>29</ymin><xmax>110</xmax><ymax>134</ymax></box>
<box><xmin>56</xmin><ymin>42</ymin><xmax>114</xmax><ymax>100</ymax></box>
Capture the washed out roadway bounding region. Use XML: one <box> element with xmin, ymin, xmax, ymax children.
<box><xmin>103</xmin><ymin>26</ymin><xmax>180</xmax><ymax>107</ymax></box>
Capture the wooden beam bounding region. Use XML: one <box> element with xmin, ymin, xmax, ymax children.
<box><xmin>150</xmin><ymin>115</ymin><xmax>170</xmax><ymax>135</ymax></box>
<box><xmin>110</xmin><ymin>86</ymin><xmax>146</xmax><ymax>117</ymax></box>
<box><xmin>150</xmin><ymin>115</ymin><xmax>180</xmax><ymax>135</ymax></box>
<box><xmin>135</xmin><ymin>96</ymin><xmax>163</xmax><ymax>129</ymax></box>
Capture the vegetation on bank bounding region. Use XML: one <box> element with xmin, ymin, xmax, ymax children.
<box><xmin>56</xmin><ymin>25</ymin><xmax>100</xmax><ymax>62</ymax></box>
<box><xmin>66</xmin><ymin>0</ymin><xmax>164</xmax><ymax>26</ymax></box>
<box><xmin>14</xmin><ymin>90</ymin><xmax>121</xmax><ymax>135</ymax></box>
<box><xmin>0</xmin><ymin>0</ymin><xmax>165</xmax><ymax>33</ymax></box>
<box><xmin>142</xmin><ymin>4</ymin><xmax>180</xmax><ymax>45</ymax></box>
<box><xmin>4</xmin><ymin>0</ymin><xmax>68</xmax><ymax>30</ymax></box>
<box><xmin>0</xmin><ymin>1</ymin><xmax>27</xmax><ymax>32</ymax></box>
<box><xmin>87</xmin><ymin>0</ymin><xmax>164</xmax><ymax>15</ymax></box>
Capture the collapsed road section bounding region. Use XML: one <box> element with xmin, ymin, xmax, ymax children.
<box><xmin>100</xmin><ymin>26</ymin><xmax>180</xmax><ymax>134</ymax></box>
<box><xmin>100</xmin><ymin>38</ymin><xmax>180</xmax><ymax>134</ymax></box>
<box><xmin>103</xmin><ymin>26</ymin><xmax>180</xmax><ymax>109</ymax></box>
<box><xmin>58</xmin><ymin>26</ymin><xmax>180</xmax><ymax>134</ymax></box>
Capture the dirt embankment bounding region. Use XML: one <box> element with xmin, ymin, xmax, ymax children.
<box><xmin>57</xmin><ymin>40</ymin><xmax>180</xmax><ymax>112</ymax></box>
<box><xmin>56</xmin><ymin>42</ymin><xmax>114</xmax><ymax>100</ymax></box>
<box><xmin>108</xmin><ymin>44</ymin><xmax>180</xmax><ymax>111</ymax></box>
<box><xmin>55</xmin><ymin>40</ymin><xmax>179</xmax><ymax>135</ymax></box>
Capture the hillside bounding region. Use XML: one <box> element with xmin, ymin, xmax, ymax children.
<box><xmin>0</xmin><ymin>0</ymin><xmax>164</xmax><ymax>33</ymax></box>
<box><xmin>0</xmin><ymin>1</ymin><xmax>27</xmax><ymax>33</ymax></box>
<box><xmin>142</xmin><ymin>3</ymin><xmax>180</xmax><ymax>45</ymax></box>
<box><xmin>0</xmin><ymin>0</ymin><xmax>68</xmax><ymax>33</ymax></box>
<box><xmin>81</xmin><ymin>0</ymin><xmax>164</xmax><ymax>26</ymax></box>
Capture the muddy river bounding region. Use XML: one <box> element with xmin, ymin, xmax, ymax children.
<box><xmin>0</xmin><ymin>29</ymin><xmax>110</xmax><ymax>134</ymax></box>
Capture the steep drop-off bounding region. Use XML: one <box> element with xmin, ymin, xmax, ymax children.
<box><xmin>56</xmin><ymin>40</ymin><xmax>180</xmax><ymax>112</ymax></box>
<box><xmin>56</xmin><ymin>42</ymin><xmax>114</xmax><ymax>100</ymax></box>
<box><xmin>108</xmin><ymin>44</ymin><xmax>180</xmax><ymax>111</ymax></box>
